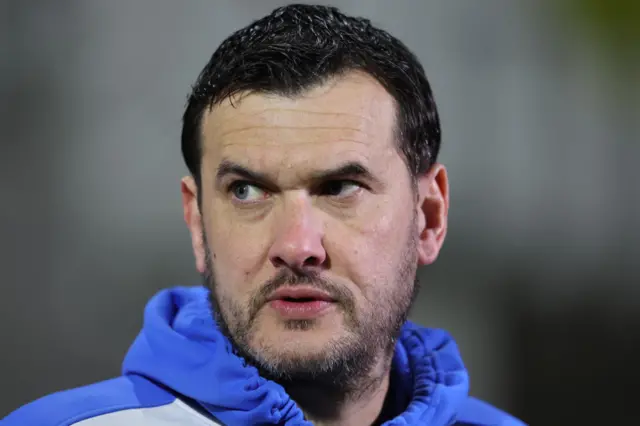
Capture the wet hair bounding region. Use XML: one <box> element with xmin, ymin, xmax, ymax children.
<box><xmin>181</xmin><ymin>4</ymin><xmax>441</xmax><ymax>187</ymax></box>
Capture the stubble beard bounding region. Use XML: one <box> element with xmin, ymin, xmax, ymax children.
<box><xmin>203</xmin><ymin>222</ymin><xmax>421</xmax><ymax>402</ymax></box>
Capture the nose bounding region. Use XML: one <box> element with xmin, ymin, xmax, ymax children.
<box><xmin>268</xmin><ymin>196</ymin><xmax>326</xmax><ymax>270</ymax></box>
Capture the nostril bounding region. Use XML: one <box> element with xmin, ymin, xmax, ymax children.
<box><xmin>270</xmin><ymin>255</ymin><xmax>322</xmax><ymax>269</ymax></box>
<box><xmin>302</xmin><ymin>255</ymin><xmax>321</xmax><ymax>267</ymax></box>
<box><xmin>271</xmin><ymin>256</ymin><xmax>285</xmax><ymax>267</ymax></box>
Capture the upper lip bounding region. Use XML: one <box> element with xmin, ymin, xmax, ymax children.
<box><xmin>267</xmin><ymin>286</ymin><xmax>335</xmax><ymax>302</ymax></box>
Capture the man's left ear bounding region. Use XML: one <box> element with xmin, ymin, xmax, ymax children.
<box><xmin>416</xmin><ymin>163</ymin><xmax>449</xmax><ymax>265</ymax></box>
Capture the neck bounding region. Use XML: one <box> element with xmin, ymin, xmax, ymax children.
<box><xmin>285</xmin><ymin>356</ymin><xmax>393</xmax><ymax>426</ymax></box>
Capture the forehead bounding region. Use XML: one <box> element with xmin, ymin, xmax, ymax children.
<box><xmin>200</xmin><ymin>72</ymin><xmax>399</xmax><ymax>170</ymax></box>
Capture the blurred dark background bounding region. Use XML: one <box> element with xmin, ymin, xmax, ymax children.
<box><xmin>2</xmin><ymin>1</ymin><xmax>639</xmax><ymax>424</ymax></box>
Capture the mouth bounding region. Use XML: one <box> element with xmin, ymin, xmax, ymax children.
<box><xmin>280</xmin><ymin>296</ymin><xmax>321</xmax><ymax>302</ymax></box>
<box><xmin>268</xmin><ymin>287</ymin><xmax>335</xmax><ymax>302</ymax></box>
<box><xmin>266</xmin><ymin>287</ymin><xmax>336</xmax><ymax>320</ymax></box>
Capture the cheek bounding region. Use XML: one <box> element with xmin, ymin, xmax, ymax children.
<box><xmin>337</xmin><ymin>205</ymin><xmax>413</xmax><ymax>288</ymax></box>
<box><xmin>207</xmin><ymin>216</ymin><xmax>270</xmax><ymax>295</ymax></box>
<box><xmin>362</xmin><ymin>198</ymin><xmax>412</xmax><ymax>248</ymax></box>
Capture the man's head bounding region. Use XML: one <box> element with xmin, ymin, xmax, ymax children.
<box><xmin>181</xmin><ymin>4</ymin><xmax>449</xmax><ymax>392</ymax></box>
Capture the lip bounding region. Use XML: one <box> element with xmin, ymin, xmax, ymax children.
<box><xmin>267</xmin><ymin>286</ymin><xmax>335</xmax><ymax>302</ymax></box>
<box><xmin>268</xmin><ymin>299</ymin><xmax>334</xmax><ymax>320</ymax></box>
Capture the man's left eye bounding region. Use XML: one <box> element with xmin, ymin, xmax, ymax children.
<box><xmin>322</xmin><ymin>181</ymin><xmax>361</xmax><ymax>197</ymax></box>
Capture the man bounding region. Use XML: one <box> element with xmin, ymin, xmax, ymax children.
<box><xmin>3</xmin><ymin>4</ymin><xmax>525</xmax><ymax>426</ymax></box>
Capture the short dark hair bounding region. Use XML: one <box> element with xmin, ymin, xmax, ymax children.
<box><xmin>181</xmin><ymin>4</ymin><xmax>441</xmax><ymax>187</ymax></box>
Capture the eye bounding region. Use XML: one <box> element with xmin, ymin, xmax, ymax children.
<box><xmin>321</xmin><ymin>180</ymin><xmax>362</xmax><ymax>198</ymax></box>
<box><xmin>228</xmin><ymin>181</ymin><xmax>267</xmax><ymax>202</ymax></box>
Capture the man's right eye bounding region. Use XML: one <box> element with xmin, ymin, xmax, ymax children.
<box><xmin>228</xmin><ymin>181</ymin><xmax>267</xmax><ymax>203</ymax></box>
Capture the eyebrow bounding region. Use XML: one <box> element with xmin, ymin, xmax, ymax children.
<box><xmin>215</xmin><ymin>159</ymin><xmax>380</xmax><ymax>188</ymax></box>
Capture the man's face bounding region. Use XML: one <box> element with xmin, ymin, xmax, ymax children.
<box><xmin>182</xmin><ymin>72</ymin><xmax>448</xmax><ymax>385</ymax></box>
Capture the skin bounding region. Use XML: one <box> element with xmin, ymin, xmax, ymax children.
<box><xmin>181</xmin><ymin>71</ymin><xmax>449</xmax><ymax>425</ymax></box>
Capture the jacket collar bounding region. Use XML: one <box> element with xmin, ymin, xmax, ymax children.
<box><xmin>123</xmin><ymin>286</ymin><xmax>469</xmax><ymax>425</ymax></box>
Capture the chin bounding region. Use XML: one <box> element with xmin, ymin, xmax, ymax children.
<box><xmin>240</xmin><ymin>317</ymin><xmax>368</xmax><ymax>386</ymax></box>
<box><xmin>252</xmin><ymin>320</ymin><xmax>344</xmax><ymax>354</ymax></box>
<box><xmin>250</xmin><ymin>342</ymin><xmax>341</xmax><ymax>379</ymax></box>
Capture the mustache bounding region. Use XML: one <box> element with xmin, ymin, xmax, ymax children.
<box><xmin>248</xmin><ymin>269</ymin><xmax>354</xmax><ymax>321</ymax></box>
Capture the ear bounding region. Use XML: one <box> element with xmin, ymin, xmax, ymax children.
<box><xmin>415</xmin><ymin>163</ymin><xmax>449</xmax><ymax>266</ymax></box>
<box><xmin>181</xmin><ymin>176</ymin><xmax>206</xmax><ymax>274</ymax></box>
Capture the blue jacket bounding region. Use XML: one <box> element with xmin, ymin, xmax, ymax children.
<box><xmin>2</xmin><ymin>286</ymin><xmax>526</xmax><ymax>425</ymax></box>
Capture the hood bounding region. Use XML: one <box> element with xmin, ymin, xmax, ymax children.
<box><xmin>122</xmin><ymin>286</ymin><xmax>470</xmax><ymax>426</ymax></box>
